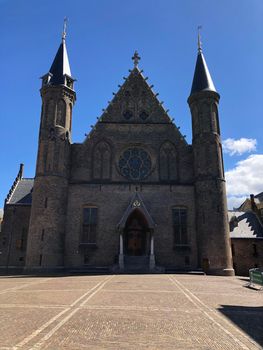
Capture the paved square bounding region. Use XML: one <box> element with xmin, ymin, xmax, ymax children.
<box><xmin>0</xmin><ymin>274</ymin><xmax>262</xmax><ymax>349</ymax></box>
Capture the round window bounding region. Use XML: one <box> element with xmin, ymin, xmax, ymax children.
<box><xmin>119</xmin><ymin>148</ymin><xmax>152</xmax><ymax>180</ymax></box>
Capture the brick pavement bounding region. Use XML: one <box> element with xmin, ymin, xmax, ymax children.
<box><xmin>0</xmin><ymin>274</ymin><xmax>262</xmax><ymax>349</ymax></box>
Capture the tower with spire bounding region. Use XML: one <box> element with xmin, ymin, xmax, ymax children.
<box><xmin>188</xmin><ymin>32</ymin><xmax>234</xmax><ymax>275</ymax></box>
<box><xmin>25</xmin><ymin>23</ymin><xmax>76</xmax><ymax>269</ymax></box>
<box><xmin>0</xmin><ymin>25</ymin><xmax>237</xmax><ymax>275</ymax></box>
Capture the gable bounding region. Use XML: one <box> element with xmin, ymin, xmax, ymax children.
<box><xmin>99</xmin><ymin>67</ymin><xmax>174</xmax><ymax>125</ymax></box>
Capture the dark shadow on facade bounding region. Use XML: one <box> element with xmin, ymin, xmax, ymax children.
<box><xmin>218</xmin><ymin>305</ymin><xmax>263</xmax><ymax>347</ymax></box>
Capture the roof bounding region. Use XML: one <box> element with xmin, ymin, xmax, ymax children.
<box><xmin>255</xmin><ymin>192</ymin><xmax>263</xmax><ymax>203</ymax></box>
<box><xmin>228</xmin><ymin>211</ymin><xmax>263</xmax><ymax>239</ymax></box>
<box><xmin>7</xmin><ymin>179</ymin><xmax>34</xmax><ymax>205</ymax></box>
<box><xmin>190</xmin><ymin>49</ymin><xmax>216</xmax><ymax>95</ymax></box>
<box><xmin>48</xmin><ymin>38</ymin><xmax>72</xmax><ymax>85</ymax></box>
<box><xmin>237</xmin><ymin>192</ymin><xmax>263</xmax><ymax>210</ymax></box>
<box><xmin>84</xmin><ymin>55</ymin><xmax>187</xmax><ymax>146</ymax></box>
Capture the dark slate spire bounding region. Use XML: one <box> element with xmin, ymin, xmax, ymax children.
<box><xmin>42</xmin><ymin>19</ymin><xmax>73</xmax><ymax>87</ymax></box>
<box><xmin>48</xmin><ymin>39</ymin><xmax>71</xmax><ymax>85</ymax></box>
<box><xmin>190</xmin><ymin>32</ymin><xmax>216</xmax><ymax>95</ymax></box>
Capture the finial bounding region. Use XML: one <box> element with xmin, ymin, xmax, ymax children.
<box><xmin>62</xmin><ymin>17</ymin><xmax>68</xmax><ymax>41</ymax></box>
<box><xmin>132</xmin><ymin>50</ymin><xmax>141</xmax><ymax>68</ymax></box>
<box><xmin>197</xmin><ymin>25</ymin><xmax>202</xmax><ymax>52</ymax></box>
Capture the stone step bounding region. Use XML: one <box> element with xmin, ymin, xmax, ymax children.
<box><xmin>124</xmin><ymin>255</ymin><xmax>149</xmax><ymax>266</ymax></box>
<box><xmin>69</xmin><ymin>266</ymin><xmax>110</xmax><ymax>275</ymax></box>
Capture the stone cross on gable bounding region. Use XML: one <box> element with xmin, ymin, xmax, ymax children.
<box><xmin>132</xmin><ymin>51</ymin><xmax>141</xmax><ymax>68</ymax></box>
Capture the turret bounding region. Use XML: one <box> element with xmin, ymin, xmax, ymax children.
<box><xmin>25</xmin><ymin>23</ymin><xmax>76</xmax><ymax>270</ymax></box>
<box><xmin>188</xmin><ymin>34</ymin><xmax>234</xmax><ymax>275</ymax></box>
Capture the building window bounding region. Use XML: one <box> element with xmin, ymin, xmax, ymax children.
<box><xmin>119</xmin><ymin>148</ymin><xmax>152</xmax><ymax>181</ymax></box>
<box><xmin>16</xmin><ymin>228</ymin><xmax>27</xmax><ymax>251</ymax></box>
<box><xmin>56</xmin><ymin>99</ymin><xmax>66</xmax><ymax>127</ymax></box>
<box><xmin>93</xmin><ymin>141</ymin><xmax>111</xmax><ymax>180</ymax></box>
<box><xmin>159</xmin><ymin>141</ymin><xmax>177</xmax><ymax>181</ymax></box>
<box><xmin>82</xmin><ymin>207</ymin><xmax>98</xmax><ymax>244</ymax></box>
<box><xmin>185</xmin><ymin>256</ymin><xmax>190</xmax><ymax>266</ymax></box>
<box><xmin>252</xmin><ymin>243</ymin><xmax>258</xmax><ymax>257</ymax></box>
<box><xmin>44</xmin><ymin>197</ymin><xmax>48</xmax><ymax>208</ymax></box>
<box><xmin>41</xmin><ymin>229</ymin><xmax>45</xmax><ymax>241</ymax></box>
<box><xmin>172</xmin><ymin>208</ymin><xmax>188</xmax><ymax>246</ymax></box>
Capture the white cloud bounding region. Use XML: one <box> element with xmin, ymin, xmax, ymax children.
<box><xmin>222</xmin><ymin>138</ymin><xmax>257</xmax><ymax>156</ymax></box>
<box><xmin>225</xmin><ymin>154</ymin><xmax>263</xmax><ymax>209</ymax></box>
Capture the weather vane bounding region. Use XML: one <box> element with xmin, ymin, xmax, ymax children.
<box><xmin>62</xmin><ymin>17</ymin><xmax>68</xmax><ymax>40</ymax></box>
<box><xmin>132</xmin><ymin>50</ymin><xmax>141</xmax><ymax>68</ymax></box>
<box><xmin>197</xmin><ymin>25</ymin><xmax>202</xmax><ymax>52</ymax></box>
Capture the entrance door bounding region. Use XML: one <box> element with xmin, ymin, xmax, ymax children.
<box><xmin>124</xmin><ymin>211</ymin><xmax>147</xmax><ymax>256</ymax></box>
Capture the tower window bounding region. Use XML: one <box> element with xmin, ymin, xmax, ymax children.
<box><xmin>82</xmin><ymin>207</ymin><xmax>98</xmax><ymax>244</ymax></box>
<box><xmin>44</xmin><ymin>197</ymin><xmax>48</xmax><ymax>208</ymax></box>
<box><xmin>172</xmin><ymin>208</ymin><xmax>188</xmax><ymax>246</ymax></box>
<box><xmin>41</xmin><ymin>229</ymin><xmax>45</xmax><ymax>241</ymax></box>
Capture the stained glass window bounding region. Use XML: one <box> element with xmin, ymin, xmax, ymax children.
<box><xmin>119</xmin><ymin>148</ymin><xmax>152</xmax><ymax>181</ymax></box>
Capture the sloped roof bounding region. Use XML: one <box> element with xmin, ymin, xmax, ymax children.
<box><xmin>7</xmin><ymin>179</ymin><xmax>34</xmax><ymax>205</ymax></box>
<box><xmin>255</xmin><ymin>192</ymin><xmax>263</xmax><ymax>203</ymax></box>
<box><xmin>48</xmin><ymin>38</ymin><xmax>72</xmax><ymax>85</ymax></box>
<box><xmin>84</xmin><ymin>59</ymin><xmax>187</xmax><ymax>146</ymax></box>
<box><xmin>190</xmin><ymin>49</ymin><xmax>216</xmax><ymax>95</ymax></box>
<box><xmin>228</xmin><ymin>211</ymin><xmax>263</xmax><ymax>239</ymax></box>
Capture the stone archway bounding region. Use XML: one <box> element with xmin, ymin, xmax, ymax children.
<box><xmin>124</xmin><ymin>209</ymin><xmax>149</xmax><ymax>256</ymax></box>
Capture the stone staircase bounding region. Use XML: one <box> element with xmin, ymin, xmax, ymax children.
<box><xmin>124</xmin><ymin>255</ymin><xmax>150</xmax><ymax>273</ymax></box>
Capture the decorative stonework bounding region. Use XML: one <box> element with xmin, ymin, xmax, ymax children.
<box><xmin>119</xmin><ymin>148</ymin><xmax>152</xmax><ymax>181</ymax></box>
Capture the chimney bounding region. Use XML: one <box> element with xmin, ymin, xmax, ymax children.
<box><xmin>250</xmin><ymin>194</ymin><xmax>256</xmax><ymax>211</ymax></box>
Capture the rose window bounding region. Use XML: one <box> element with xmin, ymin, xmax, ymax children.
<box><xmin>119</xmin><ymin>148</ymin><xmax>152</xmax><ymax>180</ymax></box>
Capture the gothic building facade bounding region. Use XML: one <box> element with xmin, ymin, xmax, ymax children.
<box><xmin>0</xmin><ymin>34</ymin><xmax>234</xmax><ymax>275</ymax></box>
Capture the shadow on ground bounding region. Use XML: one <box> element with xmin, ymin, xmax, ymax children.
<box><xmin>219</xmin><ymin>305</ymin><xmax>263</xmax><ymax>347</ymax></box>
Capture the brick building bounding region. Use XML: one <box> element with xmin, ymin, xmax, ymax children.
<box><xmin>229</xmin><ymin>193</ymin><xmax>263</xmax><ymax>275</ymax></box>
<box><xmin>0</xmin><ymin>33</ymin><xmax>234</xmax><ymax>275</ymax></box>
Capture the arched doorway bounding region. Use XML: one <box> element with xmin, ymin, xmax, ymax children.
<box><xmin>124</xmin><ymin>209</ymin><xmax>149</xmax><ymax>256</ymax></box>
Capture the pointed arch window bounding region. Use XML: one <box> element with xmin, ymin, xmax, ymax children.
<box><xmin>46</xmin><ymin>99</ymin><xmax>55</xmax><ymax>126</ymax></box>
<box><xmin>172</xmin><ymin>207</ymin><xmax>188</xmax><ymax>246</ymax></box>
<box><xmin>211</xmin><ymin>103</ymin><xmax>220</xmax><ymax>134</ymax></box>
<box><xmin>93</xmin><ymin>141</ymin><xmax>111</xmax><ymax>180</ymax></box>
<box><xmin>56</xmin><ymin>99</ymin><xmax>66</xmax><ymax>127</ymax></box>
<box><xmin>82</xmin><ymin>207</ymin><xmax>98</xmax><ymax>244</ymax></box>
<box><xmin>159</xmin><ymin>141</ymin><xmax>177</xmax><ymax>181</ymax></box>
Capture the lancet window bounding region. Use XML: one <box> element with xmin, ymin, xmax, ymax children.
<box><xmin>93</xmin><ymin>141</ymin><xmax>111</xmax><ymax>180</ymax></box>
<box><xmin>159</xmin><ymin>141</ymin><xmax>177</xmax><ymax>181</ymax></box>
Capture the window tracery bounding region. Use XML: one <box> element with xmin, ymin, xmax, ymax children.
<box><xmin>159</xmin><ymin>141</ymin><xmax>177</xmax><ymax>181</ymax></box>
<box><xmin>93</xmin><ymin>141</ymin><xmax>111</xmax><ymax>180</ymax></box>
<box><xmin>119</xmin><ymin>148</ymin><xmax>152</xmax><ymax>181</ymax></box>
<box><xmin>56</xmin><ymin>99</ymin><xmax>66</xmax><ymax>127</ymax></box>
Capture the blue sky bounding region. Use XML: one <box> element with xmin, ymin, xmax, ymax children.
<box><xmin>1</xmin><ymin>0</ymin><xmax>263</xmax><ymax>210</ymax></box>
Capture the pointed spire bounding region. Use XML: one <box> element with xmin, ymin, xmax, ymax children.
<box><xmin>190</xmin><ymin>28</ymin><xmax>216</xmax><ymax>95</ymax></box>
<box><xmin>47</xmin><ymin>18</ymin><xmax>72</xmax><ymax>86</ymax></box>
